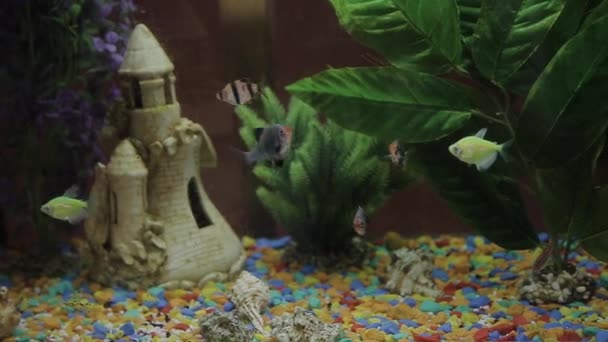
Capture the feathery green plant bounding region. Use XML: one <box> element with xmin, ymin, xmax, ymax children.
<box><xmin>235</xmin><ymin>87</ymin><xmax>394</xmax><ymax>255</ymax></box>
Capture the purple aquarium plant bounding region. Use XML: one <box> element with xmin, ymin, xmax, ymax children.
<box><xmin>0</xmin><ymin>0</ymin><xmax>137</xmax><ymax>253</ymax></box>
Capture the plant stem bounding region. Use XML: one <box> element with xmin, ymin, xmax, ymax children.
<box><xmin>470</xmin><ymin>109</ymin><xmax>505</xmax><ymax>126</ymax></box>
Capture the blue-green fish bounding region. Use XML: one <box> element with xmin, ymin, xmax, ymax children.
<box><xmin>448</xmin><ymin>128</ymin><xmax>511</xmax><ymax>171</ymax></box>
<box><xmin>40</xmin><ymin>185</ymin><xmax>88</xmax><ymax>224</ymax></box>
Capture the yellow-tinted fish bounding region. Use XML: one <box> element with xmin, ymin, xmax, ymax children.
<box><xmin>40</xmin><ymin>185</ymin><xmax>88</xmax><ymax>224</ymax></box>
<box><xmin>216</xmin><ymin>78</ymin><xmax>260</xmax><ymax>105</ymax></box>
<box><xmin>448</xmin><ymin>128</ymin><xmax>511</xmax><ymax>171</ymax></box>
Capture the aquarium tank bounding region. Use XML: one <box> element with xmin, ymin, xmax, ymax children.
<box><xmin>0</xmin><ymin>0</ymin><xmax>607</xmax><ymax>341</ymax></box>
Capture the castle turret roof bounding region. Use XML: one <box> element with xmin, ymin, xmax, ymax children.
<box><xmin>107</xmin><ymin>140</ymin><xmax>148</xmax><ymax>176</ymax></box>
<box><xmin>119</xmin><ymin>24</ymin><xmax>174</xmax><ymax>78</ymax></box>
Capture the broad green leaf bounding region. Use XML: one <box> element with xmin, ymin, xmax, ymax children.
<box><xmin>581</xmin><ymin>185</ymin><xmax>608</xmax><ymax>261</ymax></box>
<box><xmin>286</xmin><ymin>67</ymin><xmax>473</xmax><ymax>143</ymax></box>
<box><xmin>410</xmin><ymin>138</ymin><xmax>539</xmax><ymax>250</ymax></box>
<box><xmin>581</xmin><ymin>0</ymin><xmax>608</xmax><ymax>30</ymax></box>
<box><xmin>516</xmin><ymin>16</ymin><xmax>608</xmax><ymax>167</ymax></box>
<box><xmin>506</xmin><ymin>0</ymin><xmax>587</xmax><ymax>96</ymax></box>
<box><xmin>535</xmin><ymin>136</ymin><xmax>604</xmax><ymax>238</ymax></box>
<box><xmin>456</xmin><ymin>0</ymin><xmax>482</xmax><ymax>48</ymax></box>
<box><xmin>330</xmin><ymin>0</ymin><xmax>461</xmax><ymax>73</ymax></box>
<box><xmin>472</xmin><ymin>0</ymin><xmax>566</xmax><ymax>83</ymax></box>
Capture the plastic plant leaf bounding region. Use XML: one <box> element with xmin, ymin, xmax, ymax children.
<box><xmin>506</xmin><ymin>0</ymin><xmax>587</xmax><ymax>96</ymax></box>
<box><xmin>410</xmin><ymin>137</ymin><xmax>539</xmax><ymax>250</ymax></box>
<box><xmin>535</xmin><ymin>136</ymin><xmax>605</xmax><ymax>237</ymax></box>
<box><xmin>456</xmin><ymin>0</ymin><xmax>481</xmax><ymax>49</ymax></box>
<box><xmin>329</xmin><ymin>0</ymin><xmax>462</xmax><ymax>74</ymax></box>
<box><xmin>286</xmin><ymin>67</ymin><xmax>474</xmax><ymax>143</ymax></box>
<box><xmin>471</xmin><ymin>0</ymin><xmax>567</xmax><ymax>83</ymax></box>
<box><xmin>516</xmin><ymin>15</ymin><xmax>608</xmax><ymax>167</ymax></box>
<box><xmin>581</xmin><ymin>185</ymin><xmax>608</xmax><ymax>262</ymax></box>
<box><xmin>581</xmin><ymin>0</ymin><xmax>608</xmax><ymax>30</ymax></box>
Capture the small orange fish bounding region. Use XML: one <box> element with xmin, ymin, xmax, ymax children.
<box><xmin>353</xmin><ymin>206</ymin><xmax>368</xmax><ymax>236</ymax></box>
<box><xmin>387</xmin><ymin>140</ymin><xmax>406</xmax><ymax>167</ymax></box>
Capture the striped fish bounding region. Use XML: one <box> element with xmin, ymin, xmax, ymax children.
<box><xmin>533</xmin><ymin>243</ymin><xmax>554</xmax><ymax>274</ymax></box>
<box><xmin>216</xmin><ymin>78</ymin><xmax>260</xmax><ymax>105</ymax></box>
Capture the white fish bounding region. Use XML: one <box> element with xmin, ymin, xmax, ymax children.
<box><xmin>353</xmin><ymin>206</ymin><xmax>368</xmax><ymax>236</ymax></box>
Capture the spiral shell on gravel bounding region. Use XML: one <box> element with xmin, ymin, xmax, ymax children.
<box><xmin>229</xmin><ymin>271</ymin><xmax>270</xmax><ymax>335</ymax></box>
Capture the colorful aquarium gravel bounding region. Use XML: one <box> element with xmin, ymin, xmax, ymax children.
<box><xmin>1</xmin><ymin>233</ymin><xmax>608</xmax><ymax>341</ymax></box>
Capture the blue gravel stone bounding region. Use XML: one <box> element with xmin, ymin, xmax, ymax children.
<box><xmin>431</xmin><ymin>268</ymin><xmax>449</xmax><ymax>281</ymax></box>
<box><xmin>515</xmin><ymin>333</ymin><xmax>532</xmax><ymax>341</ymax></box>
<box><xmin>120</xmin><ymin>322</ymin><xmax>135</xmax><ymax>336</ymax></box>
<box><xmin>438</xmin><ymin>322</ymin><xmax>452</xmax><ymax>333</ymax></box>
<box><xmin>480</xmin><ymin>281</ymin><xmax>501</xmax><ymax>287</ymax></box>
<box><xmin>256</xmin><ymin>238</ymin><xmax>271</xmax><ymax>248</ymax></box>
<box><xmin>500</xmin><ymin>272</ymin><xmax>518</xmax><ymax>281</ymax></box>
<box><xmin>491</xmin><ymin>311</ymin><xmax>507</xmax><ymax>319</ymax></box>
<box><xmin>314</xmin><ymin>283</ymin><xmax>331</xmax><ymax>290</ymax></box>
<box><xmin>562</xmin><ymin>321</ymin><xmax>584</xmax><ymax>330</ymax></box>
<box><xmin>155</xmin><ymin>299</ymin><xmax>168</xmax><ymax>308</ymax></box>
<box><xmin>270</xmin><ymin>236</ymin><xmax>291</xmax><ymax>248</ymax></box>
<box><xmin>462</xmin><ymin>287</ymin><xmax>476</xmax><ymax>295</ymax></box>
<box><xmin>143</xmin><ymin>301</ymin><xmax>155</xmax><ymax>308</ymax></box>
<box><xmin>223</xmin><ymin>301</ymin><xmax>235</xmax><ymax>312</ymax></box>
<box><xmin>148</xmin><ymin>287</ymin><xmax>164</xmax><ymax>297</ymax></box>
<box><xmin>489</xmin><ymin>331</ymin><xmax>501</xmax><ymax>340</ymax></box>
<box><xmin>489</xmin><ymin>268</ymin><xmax>503</xmax><ymax>277</ymax></box>
<box><xmin>281</xmin><ymin>287</ymin><xmax>292</xmax><ymax>295</ymax></box>
<box><xmin>469</xmin><ymin>296</ymin><xmax>491</xmax><ymax>308</ymax></box>
<box><xmin>468</xmin><ymin>323</ymin><xmax>483</xmax><ymax>330</ymax></box>
<box><xmin>544</xmin><ymin>322</ymin><xmax>562</xmax><ymax>329</ymax></box>
<box><xmin>548</xmin><ymin>309</ymin><xmax>563</xmax><ymax>320</ymax></box>
<box><xmin>389</xmin><ymin>299</ymin><xmax>399</xmax><ymax>306</ymax></box>
<box><xmin>597</xmin><ymin>330</ymin><xmax>608</xmax><ymax>342</ymax></box>
<box><xmin>93</xmin><ymin>322</ymin><xmax>109</xmax><ymax>337</ymax></box>
<box><xmin>182</xmin><ymin>308</ymin><xmax>196</xmax><ymax>317</ymax></box>
<box><xmin>283</xmin><ymin>294</ymin><xmax>295</xmax><ymax>302</ymax></box>
<box><xmin>268</xmin><ymin>279</ymin><xmax>285</xmax><ymax>288</ymax></box>
<box><xmin>538</xmin><ymin>232</ymin><xmax>549</xmax><ymax>243</ymax></box>
<box><xmin>368</xmin><ymin>322</ymin><xmax>381</xmax><ymax>329</ymax></box>
<box><xmin>301</xmin><ymin>264</ymin><xmax>316</xmax><ymax>275</ymax></box>
<box><xmin>380</xmin><ymin>322</ymin><xmax>400</xmax><ymax>334</ymax></box>
<box><xmin>530</xmin><ymin>306</ymin><xmax>547</xmax><ymax>315</ymax></box>
<box><xmin>21</xmin><ymin>311</ymin><xmax>33</xmax><ymax>318</ymax></box>
<box><xmin>403</xmin><ymin>298</ymin><xmax>416</xmax><ymax>307</ymax></box>
<box><xmin>350</xmin><ymin>279</ymin><xmax>365</xmax><ymax>290</ymax></box>
<box><xmin>400</xmin><ymin>319</ymin><xmax>419</xmax><ymax>328</ymax></box>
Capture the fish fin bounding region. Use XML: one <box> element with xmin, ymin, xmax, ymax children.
<box><xmin>475</xmin><ymin>127</ymin><xmax>488</xmax><ymax>139</ymax></box>
<box><xmin>499</xmin><ymin>139</ymin><xmax>513</xmax><ymax>161</ymax></box>
<box><xmin>476</xmin><ymin>152</ymin><xmax>498</xmax><ymax>172</ymax></box>
<box><xmin>63</xmin><ymin>185</ymin><xmax>79</xmax><ymax>198</ymax></box>
<box><xmin>253</xmin><ymin>128</ymin><xmax>264</xmax><ymax>142</ymax></box>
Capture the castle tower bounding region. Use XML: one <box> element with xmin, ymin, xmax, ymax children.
<box><xmin>93</xmin><ymin>23</ymin><xmax>245</xmax><ymax>286</ymax></box>
<box><xmin>106</xmin><ymin>140</ymin><xmax>148</xmax><ymax>251</ymax></box>
<box><xmin>119</xmin><ymin>24</ymin><xmax>179</xmax><ymax>146</ymax></box>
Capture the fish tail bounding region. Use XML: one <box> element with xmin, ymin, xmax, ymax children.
<box><xmin>229</xmin><ymin>146</ymin><xmax>259</xmax><ymax>166</ymax></box>
<box><xmin>499</xmin><ymin>139</ymin><xmax>513</xmax><ymax>161</ymax></box>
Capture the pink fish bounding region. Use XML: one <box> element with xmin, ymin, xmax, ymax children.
<box><xmin>353</xmin><ymin>206</ymin><xmax>368</xmax><ymax>236</ymax></box>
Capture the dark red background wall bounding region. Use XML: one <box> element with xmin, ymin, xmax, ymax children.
<box><xmin>136</xmin><ymin>0</ymin><xmax>548</xmax><ymax>239</ymax></box>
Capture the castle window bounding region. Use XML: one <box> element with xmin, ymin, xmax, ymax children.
<box><xmin>111</xmin><ymin>191</ymin><xmax>118</xmax><ymax>224</ymax></box>
<box><xmin>131</xmin><ymin>79</ymin><xmax>143</xmax><ymax>108</ymax></box>
<box><xmin>188</xmin><ymin>177</ymin><xmax>211</xmax><ymax>228</ymax></box>
<box><xmin>164</xmin><ymin>74</ymin><xmax>174</xmax><ymax>104</ymax></box>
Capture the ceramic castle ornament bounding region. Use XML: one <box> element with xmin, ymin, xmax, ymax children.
<box><xmin>82</xmin><ymin>23</ymin><xmax>246</xmax><ymax>289</ymax></box>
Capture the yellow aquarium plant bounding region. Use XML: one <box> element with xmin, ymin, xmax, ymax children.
<box><xmin>233</xmin><ymin>87</ymin><xmax>411</xmax><ymax>268</ymax></box>
<box><xmin>286</xmin><ymin>0</ymin><xmax>608</xmax><ymax>303</ymax></box>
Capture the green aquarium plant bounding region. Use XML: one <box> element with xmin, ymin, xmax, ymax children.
<box><xmin>286</xmin><ymin>0</ymin><xmax>608</xmax><ymax>277</ymax></box>
<box><xmin>234</xmin><ymin>87</ymin><xmax>404</xmax><ymax>266</ymax></box>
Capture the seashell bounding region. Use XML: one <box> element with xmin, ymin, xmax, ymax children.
<box><xmin>0</xmin><ymin>286</ymin><xmax>20</xmax><ymax>339</ymax></box>
<box><xmin>229</xmin><ymin>271</ymin><xmax>269</xmax><ymax>336</ymax></box>
<box><xmin>385</xmin><ymin>247</ymin><xmax>440</xmax><ymax>298</ymax></box>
